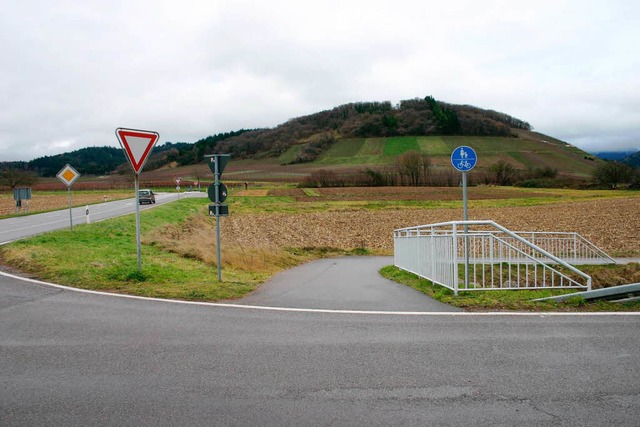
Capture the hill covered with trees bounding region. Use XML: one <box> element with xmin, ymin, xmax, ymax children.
<box><xmin>3</xmin><ymin>95</ymin><xmax>539</xmax><ymax>178</ymax></box>
<box><xmin>188</xmin><ymin>96</ymin><xmax>532</xmax><ymax>162</ymax></box>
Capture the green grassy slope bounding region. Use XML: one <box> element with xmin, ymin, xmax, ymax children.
<box><xmin>294</xmin><ymin>132</ymin><xmax>597</xmax><ymax>176</ymax></box>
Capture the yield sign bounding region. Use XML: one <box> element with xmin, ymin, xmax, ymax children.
<box><xmin>115</xmin><ymin>128</ymin><xmax>160</xmax><ymax>174</ymax></box>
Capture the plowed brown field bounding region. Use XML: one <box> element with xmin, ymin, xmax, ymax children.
<box><xmin>0</xmin><ymin>192</ymin><xmax>132</xmax><ymax>216</ymax></box>
<box><xmin>222</xmin><ymin>196</ymin><xmax>640</xmax><ymax>256</ymax></box>
<box><xmin>4</xmin><ymin>187</ymin><xmax>638</xmax><ymax>257</ymax></box>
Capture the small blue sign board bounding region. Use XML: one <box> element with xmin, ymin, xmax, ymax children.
<box><xmin>451</xmin><ymin>146</ymin><xmax>477</xmax><ymax>172</ymax></box>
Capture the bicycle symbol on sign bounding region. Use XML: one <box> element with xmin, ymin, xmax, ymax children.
<box><xmin>457</xmin><ymin>160</ymin><xmax>472</xmax><ymax>169</ymax></box>
<box><xmin>451</xmin><ymin>146</ymin><xmax>477</xmax><ymax>172</ymax></box>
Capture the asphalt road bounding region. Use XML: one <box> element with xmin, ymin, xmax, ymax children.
<box><xmin>2</xmin><ymin>269</ymin><xmax>640</xmax><ymax>425</ymax></box>
<box><xmin>0</xmin><ymin>191</ymin><xmax>206</xmax><ymax>244</ymax></box>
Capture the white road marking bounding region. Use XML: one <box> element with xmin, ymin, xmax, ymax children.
<box><xmin>2</xmin><ymin>270</ymin><xmax>638</xmax><ymax>317</ymax></box>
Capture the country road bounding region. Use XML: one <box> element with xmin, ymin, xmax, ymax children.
<box><xmin>2</xmin><ymin>265</ymin><xmax>640</xmax><ymax>425</ymax></box>
<box><xmin>0</xmin><ymin>191</ymin><xmax>207</xmax><ymax>244</ymax></box>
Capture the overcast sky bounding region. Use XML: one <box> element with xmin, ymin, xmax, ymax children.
<box><xmin>1</xmin><ymin>0</ymin><xmax>638</xmax><ymax>162</ymax></box>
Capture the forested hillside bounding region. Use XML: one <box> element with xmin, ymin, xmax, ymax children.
<box><xmin>194</xmin><ymin>96</ymin><xmax>532</xmax><ymax>162</ymax></box>
<box><xmin>3</xmin><ymin>96</ymin><xmax>541</xmax><ymax>177</ymax></box>
<box><xmin>624</xmin><ymin>151</ymin><xmax>640</xmax><ymax>168</ymax></box>
<box><xmin>28</xmin><ymin>146</ymin><xmax>125</xmax><ymax>176</ymax></box>
<box><xmin>13</xmin><ymin>142</ymin><xmax>189</xmax><ymax>178</ymax></box>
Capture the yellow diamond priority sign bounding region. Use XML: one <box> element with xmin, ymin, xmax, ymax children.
<box><xmin>57</xmin><ymin>164</ymin><xmax>80</xmax><ymax>187</ymax></box>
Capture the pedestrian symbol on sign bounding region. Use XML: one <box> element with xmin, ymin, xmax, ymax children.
<box><xmin>451</xmin><ymin>146</ymin><xmax>477</xmax><ymax>172</ymax></box>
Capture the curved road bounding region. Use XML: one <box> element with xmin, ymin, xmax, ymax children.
<box><xmin>2</xmin><ymin>268</ymin><xmax>640</xmax><ymax>425</ymax></box>
<box><xmin>0</xmin><ymin>191</ymin><xmax>206</xmax><ymax>244</ymax></box>
<box><xmin>1</xmin><ymin>199</ymin><xmax>640</xmax><ymax>424</ymax></box>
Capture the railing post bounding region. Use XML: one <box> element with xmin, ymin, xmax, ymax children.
<box><xmin>452</xmin><ymin>223</ymin><xmax>458</xmax><ymax>295</ymax></box>
<box><xmin>430</xmin><ymin>226</ymin><xmax>436</xmax><ymax>281</ymax></box>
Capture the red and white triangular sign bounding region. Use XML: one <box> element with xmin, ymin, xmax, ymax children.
<box><xmin>115</xmin><ymin>128</ymin><xmax>159</xmax><ymax>174</ymax></box>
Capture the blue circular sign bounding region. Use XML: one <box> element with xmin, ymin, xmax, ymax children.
<box><xmin>451</xmin><ymin>146</ymin><xmax>477</xmax><ymax>172</ymax></box>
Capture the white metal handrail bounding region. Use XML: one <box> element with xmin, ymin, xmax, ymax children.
<box><xmin>394</xmin><ymin>220</ymin><xmax>593</xmax><ymax>295</ymax></box>
<box><xmin>395</xmin><ymin>223</ymin><xmax>615</xmax><ymax>265</ymax></box>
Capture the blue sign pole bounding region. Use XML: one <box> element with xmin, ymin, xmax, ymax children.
<box><xmin>451</xmin><ymin>146</ymin><xmax>478</xmax><ymax>292</ymax></box>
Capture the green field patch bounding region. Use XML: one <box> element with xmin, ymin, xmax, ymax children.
<box><xmin>509</xmin><ymin>149</ymin><xmax>593</xmax><ymax>175</ymax></box>
<box><xmin>316</xmin><ymin>138</ymin><xmax>365</xmax><ymax>164</ymax></box>
<box><xmin>440</xmin><ymin>137</ymin><xmax>535</xmax><ymax>152</ymax></box>
<box><xmin>382</xmin><ymin>137</ymin><xmax>419</xmax><ymax>156</ymax></box>
<box><xmin>506</xmin><ymin>151</ymin><xmax>531</xmax><ymax>168</ymax></box>
<box><xmin>417</xmin><ymin>137</ymin><xmax>450</xmax><ymax>155</ymax></box>
<box><xmin>316</xmin><ymin>138</ymin><xmax>392</xmax><ymax>165</ymax></box>
<box><xmin>278</xmin><ymin>145</ymin><xmax>303</xmax><ymax>164</ymax></box>
<box><xmin>357</xmin><ymin>138</ymin><xmax>386</xmax><ymax>156</ymax></box>
<box><xmin>324</xmin><ymin>138</ymin><xmax>365</xmax><ymax>158</ymax></box>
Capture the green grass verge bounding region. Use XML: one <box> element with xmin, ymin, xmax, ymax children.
<box><xmin>1</xmin><ymin>199</ymin><xmax>255</xmax><ymax>301</ymax></box>
<box><xmin>0</xmin><ymin>198</ymin><xmax>370</xmax><ymax>302</ymax></box>
<box><xmin>379</xmin><ymin>265</ymin><xmax>640</xmax><ymax>312</ymax></box>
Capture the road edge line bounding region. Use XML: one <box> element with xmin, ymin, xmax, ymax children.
<box><xmin>2</xmin><ymin>270</ymin><xmax>640</xmax><ymax>316</ymax></box>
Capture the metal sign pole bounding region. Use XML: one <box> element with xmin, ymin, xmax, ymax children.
<box><xmin>134</xmin><ymin>174</ymin><xmax>142</xmax><ymax>273</ymax></box>
<box><xmin>462</xmin><ymin>171</ymin><xmax>469</xmax><ymax>289</ymax></box>
<box><xmin>67</xmin><ymin>186</ymin><xmax>74</xmax><ymax>232</ymax></box>
<box><xmin>214</xmin><ymin>157</ymin><xmax>222</xmax><ymax>282</ymax></box>
<box><xmin>451</xmin><ymin>146</ymin><xmax>477</xmax><ymax>292</ymax></box>
<box><xmin>462</xmin><ymin>171</ymin><xmax>469</xmax><ymax>222</ymax></box>
<box><xmin>115</xmin><ymin>128</ymin><xmax>159</xmax><ymax>276</ymax></box>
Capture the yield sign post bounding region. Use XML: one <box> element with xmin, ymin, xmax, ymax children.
<box><xmin>115</xmin><ymin>127</ymin><xmax>160</xmax><ymax>273</ymax></box>
<box><xmin>56</xmin><ymin>164</ymin><xmax>80</xmax><ymax>232</ymax></box>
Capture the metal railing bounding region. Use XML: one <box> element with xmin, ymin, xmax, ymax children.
<box><xmin>394</xmin><ymin>221</ymin><xmax>594</xmax><ymax>295</ymax></box>
<box><xmin>484</xmin><ymin>231</ymin><xmax>616</xmax><ymax>265</ymax></box>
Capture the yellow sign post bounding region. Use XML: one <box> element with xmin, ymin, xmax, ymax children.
<box><xmin>56</xmin><ymin>164</ymin><xmax>81</xmax><ymax>231</ymax></box>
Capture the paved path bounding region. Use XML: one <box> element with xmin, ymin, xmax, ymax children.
<box><xmin>237</xmin><ymin>256</ymin><xmax>462</xmax><ymax>312</ymax></box>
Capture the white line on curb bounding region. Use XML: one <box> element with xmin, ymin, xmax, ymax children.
<box><xmin>2</xmin><ymin>270</ymin><xmax>639</xmax><ymax>316</ymax></box>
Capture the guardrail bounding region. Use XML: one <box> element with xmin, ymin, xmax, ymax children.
<box><xmin>394</xmin><ymin>221</ymin><xmax>594</xmax><ymax>295</ymax></box>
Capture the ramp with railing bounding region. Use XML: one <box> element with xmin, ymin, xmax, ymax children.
<box><xmin>393</xmin><ymin>221</ymin><xmax>606</xmax><ymax>295</ymax></box>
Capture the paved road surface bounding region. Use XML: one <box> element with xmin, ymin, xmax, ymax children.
<box><xmin>237</xmin><ymin>256</ymin><xmax>461</xmax><ymax>312</ymax></box>
<box><xmin>0</xmin><ymin>191</ymin><xmax>206</xmax><ymax>244</ymax></box>
<box><xmin>2</xmin><ymin>270</ymin><xmax>640</xmax><ymax>425</ymax></box>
